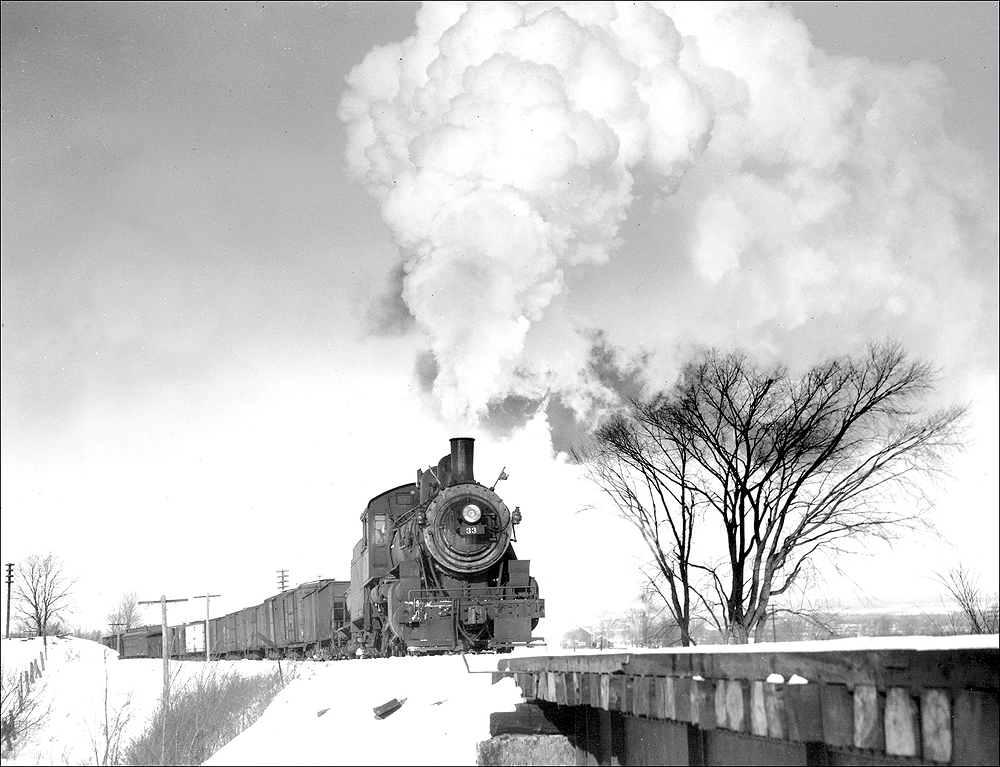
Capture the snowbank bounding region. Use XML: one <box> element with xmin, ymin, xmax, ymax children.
<box><xmin>1</xmin><ymin>636</ymin><xmax>286</xmax><ymax>766</ymax></box>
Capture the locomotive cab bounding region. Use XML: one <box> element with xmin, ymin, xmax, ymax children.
<box><xmin>348</xmin><ymin>483</ymin><xmax>417</xmax><ymax>653</ymax></box>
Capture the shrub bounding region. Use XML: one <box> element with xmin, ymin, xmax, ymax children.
<box><xmin>123</xmin><ymin>664</ymin><xmax>294</xmax><ymax>765</ymax></box>
<box><xmin>1</xmin><ymin>661</ymin><xmax>51</xmax><ymax>757</ymax></box>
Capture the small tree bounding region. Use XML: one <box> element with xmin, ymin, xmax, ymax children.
<box><xmin>580</xmin><ymin>341</ymin><xmax>967</xmax><ymax>644</ymax></box>
<box><xmin>107</xmin><ymin>591</ymin><xmax>142</xmax><ymax>632</ymax></box>
<box><xmin>14</xmin><ymin>553</ymin><xmax>76</xmax><ymax>654</ymax></box>
<box><xmin>937</xmin><ymin>565</ymin><xmax>999</xmax><ymax>635</ymax></box>
<box><xmin>625</xmin><ymin>587</ymin><xmax>682</xmax><ymax>647</ymax></box>
<box><xmin>85</xmin><ymin>653</ymin><xmax>135</xmax><ymax>766</ymax></box>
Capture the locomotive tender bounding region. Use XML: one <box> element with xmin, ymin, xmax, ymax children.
<box><xmin>104</xmin><ymin>438</ymin><xmax>544</xmax><ymax>659</ymax></box>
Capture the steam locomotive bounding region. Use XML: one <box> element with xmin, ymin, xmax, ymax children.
<box><xmin>104</xmin><ymin>438</ymin><xmax>544</xmax><ymax>659</ymax></box>
<box><xmin>350</xmin><ymin>436</ymin><xmax>544</xmax><ymax>655</ymax></box>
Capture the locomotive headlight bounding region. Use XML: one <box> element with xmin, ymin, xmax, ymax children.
<box><xmin>461</xmin><ymin>504</ymin><xmax>482</xmax><ymax>524</ymax></box>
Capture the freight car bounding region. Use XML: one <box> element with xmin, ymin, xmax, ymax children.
<box><xmin>206</xmin><ymin>578</ymin><xmax>351</xmax><ymax>659</ymax></box>
<box><xmin>102</xmin><ymin>437</ymin><xmax>543</xmax><ymax>659</ymax></box>
<box><xmin>107</xmin><ymin>623</ymin><xmax>184</xmax><ymax>659</ymax></box>
<box><xmin>102</xmin><ymin>579</ymin><xmax>351</xmax><ymax>661</ymax></box>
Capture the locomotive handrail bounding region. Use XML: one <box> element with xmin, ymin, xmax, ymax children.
<box><xmin>404</xmin><ymin>587</ymin><xmax>541</xmax><ymax>607</ymax></box>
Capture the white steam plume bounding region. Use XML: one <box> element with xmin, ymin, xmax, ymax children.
<box><xmin>664</xmin><ymin>1</ymin><xmax>995</xmax><ymax>347</ymax></box>
<box><xmin>340</xmin><ymin>1</ymin><xmax>997</xmax><ymax>431</ymax></box>
<box><xmin>339</xmin><ymin>2</ymin><xmax>711</xmax><ymax>424</ymax></box>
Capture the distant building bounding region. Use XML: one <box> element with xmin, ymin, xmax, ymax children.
<box><xmin>560</xmin><ymin>626</ymin><xmax>594</xmax><ymax>649</ymax></box>
<box><xmin>592</xmin><ymin>633</ymin><xmax>614</xmax><ymax>650</ymax></box>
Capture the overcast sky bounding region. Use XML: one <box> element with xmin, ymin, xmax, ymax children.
<box><xmin>2</xmin><ymin>1</ymin><xmax>997</xmax><ymax>637</ymax></box>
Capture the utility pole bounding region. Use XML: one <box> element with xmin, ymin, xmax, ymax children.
<box><xmin>4</xmin><ymin>563</ymin><xmax>13</xmax><ymax>639</ymax></box>
<box><xmin>192</xmin><ymin>593</ymin><xmax>220</xmax><ymax>662</ymax></box>
<box><xmin>109</xmin><ymin>621</ymin><xmax>125</xmax><ymax>655</ymax></box>
<box><xmin>276</xmin><ymin>569</ymin><xmax>288</xmax><ymax>592</ymax></box>
<box><xmin>139</xmin><ymin>595</ymin><xmax>188</xmax><ymax>699</ymax></box>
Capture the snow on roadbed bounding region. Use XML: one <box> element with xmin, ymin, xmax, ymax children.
<box><xmin>205</xmin><ymin>653</ymin><xmax>525</xmax><ymax>766</ymax></box>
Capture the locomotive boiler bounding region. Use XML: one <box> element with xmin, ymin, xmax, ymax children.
<box><xmin>348</xmin><ymin>437</ymin><xmax>544</xmax><ymax>655</ymax></box>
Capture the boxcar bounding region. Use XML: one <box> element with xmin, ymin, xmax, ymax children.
<box><xmin>121</xmin><ymin>626</ymin><xmax>158</xmax><ymax>658</ymax></box>
<box><xmin>298</xmin><ymin>579</ymin><xmax>350</xmax><ymax>658</ymax></box>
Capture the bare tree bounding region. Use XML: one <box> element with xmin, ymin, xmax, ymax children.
<box><xmin>595</xmin><ymin>610</ymin><xmax>620</xmax><ymax>649</ymax></box>
<box><xmin>625</xmin><ymin>588</ymin><xmax>682</xmax><ymax>647</ymax></box>
<box><xmin>106</xmin><ymin>591</ymin><xmax>142</xmax><ymax>633</ymax></box>
<box><xmin>579</xmin><ymin>341</ymin><xmax>966</xmax><ymax>644</ymax></box>
<box><xmin>936</xmin><ymin>565</ymin><xmax>999</xmax><ymax>635</ymax></box>
<box><xmin>575</xmin><ymin>412</ymin><xmax>702</xmax><ymax>645</ymax></box>
<box><xmin>71</xmin><ymin>627</ymin><xmax>105</xmax><ymax>643</ymax></box>
<box><xmin>14</xmin><ymin>553</ymin><xmax>76</xmax><ymax>653</ymax></box>
<box><xmin>624</xmin><ymin>605</ymin><xmax>654</xmax><ymax>648</ymax></box>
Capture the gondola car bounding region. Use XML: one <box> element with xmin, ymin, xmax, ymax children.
<box><xmin>207</xmin><ymin>578</ymin><xmax>351</xmax><ymax>659</ymax></box>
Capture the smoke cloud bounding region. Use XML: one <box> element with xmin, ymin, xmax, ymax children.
<box><xmin>340</xmin><ymin>1</ymin><xmax>996</xmax><ymax>438</ymax></box>
<box><xmin>340</xmin><ymin>2</ymin><xmax>710</xmax><ymax>425</ymax></box>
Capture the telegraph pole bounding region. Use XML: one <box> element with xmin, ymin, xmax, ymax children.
<box><xmin>4</xmin><ymin>563</ymin><xmax>13</xmax><ymax>639</ymax></box>
<box><xmin>108</xmin><ymin>622</ymin><xmax>125</xmax><ymax>655</ymax></box>
<box><xmin>139</xmin><ymin>595</ymin><xmax>188</xmax><ymax>699</ymax></box>
<box><xmin>192</xmin><ymin>593</ymin><xmax>220</xmax><ymax>662</ymax></box>
<box><xmin>276</xmin><ymin>569</ymin><xmax>288</xmax><ymax>592</ymax></box>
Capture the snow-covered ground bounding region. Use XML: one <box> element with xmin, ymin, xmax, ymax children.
<box><xmin>3</xmin><ymin>634</ymin><xmax>997</xmax><ymax>766</ymax></box>
<box><xmin>0</xmin><ymin>636</ymin><xmax>530</xmax><ymax>766</ymax></box>
<box><xmin>0</xmin><ymin>636</ymin><xmax>294</xmax><ymax>766</ymax></box>
<box><xmin>204</xmin><ymin>650</ymin><xmax>527</xmax><ymax>767</ymax></box>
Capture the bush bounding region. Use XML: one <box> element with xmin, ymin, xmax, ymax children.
<box><xmin>123</xmin><ymin>664</ymin><xmax>294</xmax><ymax>765</ymax></box>
<box><xmin>1</xmin><ymin>662</ymin><xmax>51</xmax><ymax>757</ymax></box>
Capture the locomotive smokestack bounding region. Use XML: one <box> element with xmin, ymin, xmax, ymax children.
<box><xmin>450</xmin><ymin>437</ymin><xmax>475</xmax><ymax>485</ymax></box>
